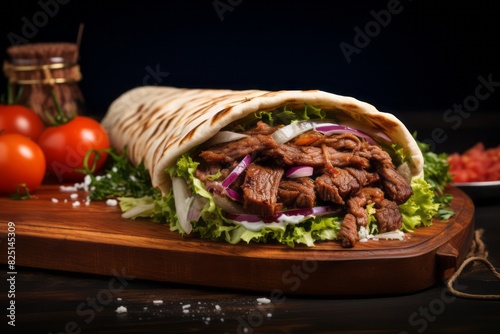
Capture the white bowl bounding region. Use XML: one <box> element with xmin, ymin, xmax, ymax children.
<box><xmin>454</xmin><ymin>181</ymin><xmax>500</xmax><ymax>203</ymax></box>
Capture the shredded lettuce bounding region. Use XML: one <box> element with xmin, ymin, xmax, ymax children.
<box><xmin>229</xmin><ymin>103</ymin><xmax>327</xmax><ymax>131</ymax></box>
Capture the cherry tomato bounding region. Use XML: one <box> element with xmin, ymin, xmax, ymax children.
<box><xmin>0</xmin><ymin>104</ymin><xmax>45</xmax><ymax>141</ymax></box>
<box><xmin>0</xmin><ymin>133</ymin><xmax>46</xmax><ymax>195</ymax></box>
<box><xmin>37</xmin><ymin>116</ymin><xmax>110</xmax><ymax>182</ymax></box>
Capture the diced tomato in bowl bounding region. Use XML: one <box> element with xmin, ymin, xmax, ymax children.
<box><xmin>448</xmin><ymin>143</ymin><xmax>500</xmax><ymax>183</ymax></box>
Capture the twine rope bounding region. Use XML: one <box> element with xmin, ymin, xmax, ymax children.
<box><xmin>3</xmin><ymin>60</ymin><xmax>81</xmax><ymax>85</ymax></box>
<box><xmin>446</xmin><ymin>229</ymin><xmax>500</xmax><ymax>300</ymax></box>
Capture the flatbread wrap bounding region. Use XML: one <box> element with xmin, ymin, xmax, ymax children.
<box><xmin>101</xmin><ymin>86</ymin><xmax>437</xmax><ymax>248</ymax></box>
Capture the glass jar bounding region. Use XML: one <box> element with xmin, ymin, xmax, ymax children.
<box><xmin>3</xmin><ymin>43</ymin><xmax>85</xmax><ymax>124</ymax></box>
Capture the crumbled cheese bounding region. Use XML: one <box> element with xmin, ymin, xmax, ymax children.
<box><xmin>51</xmin><ymin>198</ymin><xmax>59</xmax><ymax>203</ymax></box>
<box><xmin>358</xmin><ymin>227</ymin><xmax>404</xmax><ymax>242</ymax></box>
<box><xmin>183</xmin><ymin>309</ymin><xmax>190</xmax><ymax>314</ymax></box>
<box><xmin>106</xmin><ymin>199</ymin><xmax>118</xmax><ymax>207</ymax></box>
<box><xmin>70</xmin><ymin>193</ymin><xmax>79</xmax><ymax>200</ymax></box>
<box><xmin>72</xmin><ymin>201</ymin><xmax>81</xmax><ymax>207</ymax></box>
<box><xmin>358</xmin><ymin>226</ymin><xmax>372</xmax><ymax>241</ymax></box>
<box><xmin>112</xmin><ymin>167</ymin><xmax>118</xmax><ymax>173</ymax></box>
<box><xmin>215</xmin><ymin>305</ymin><xmax>221</xmax><ymax>311</ymax></box>
<box><xmin>376</xmin><ymin>230</ymin><xmax>405</xmax><ymax>240</ymax></box>
<box><xmin>117</xmin><ymin>297</ymin><xmax>122</xmax><ymax>301</ymax></box>
<box><xmin>153</xmin><ymin>300</ymin><xmax>163</xmax><ymax>305</ymax></box>
<box><xmin>60</xmin><ymin>185</ymin><xmax>78</xmax><ymax>192</ymax></box>
<box><xmin>84</xmin><ymin>175</ymin><xmax>92</xmax><ymax>187</ymax></box>
<box><xmin>256</xmin><ymin>297</ymin><xmax>271</xmax><ymax>304</ymax></box>
<box><xmin>267</xmin><ymin>313</ymin><xmax>272</xmax><ymax>318</ymax></box>
<box><xmin>129</xmin><ymin>175</ymin><xmax>137</xmax><ymax>182</ymax></box>
<box><xmin>115</xmin><ymin>306</ymin><xmax>127</xmax><ymax>313</ymax></box>
<box><xmin>182</xmin><ymin>304</ymin><xmax>191</xmax><ymax>309</ymax></box>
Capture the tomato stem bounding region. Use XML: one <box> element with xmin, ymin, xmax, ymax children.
<box><xmin>7</xmin><ymin>82</ymin><xmax>13</xmax><ymax>105</ymax></box>
<box><xmin>13</xmin><ymin>86</ymin><xmax>24</xmax><ymax>105</ymax></box>
<box><xmin>48</xmin><ymin>88</ymin><xmax>71</xmax><ymax>125</ymax></box>
<box><xmin>76</xmin><ymin>148</ymin><xmax>113</xmax><ymax>175</ymax></box>
<box><xmin>10</xmin><ymin>183</ymin><xmax>34</xmax><ymax>200</ymax></box>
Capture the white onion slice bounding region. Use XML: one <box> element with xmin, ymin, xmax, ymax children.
<box><xmin>271</xmin><ymin>121</ymin><xmax>314</xmax><ymax>144</ymax></box>
<box><xmin>314</xmin><ymin>123</ymin><xmax>377</xmax><ymax>145</ymax></box>
<box><xmin>221</xmin><ymin>154</ymin><xmax>252</xmax><ymax>188</ymax></box>
<box><xmin>172</xmin><ymin>176</ymin><xmax>193</xmax><ymax>234</ymax></box>
<box><xmin>374</xmin><ymin>230</ymin><xmax>405</xmax><ymax>240</ymax></box>
<box><xmin>205</xmin><ymin>131</ymin><xmax>249</xmax><ymax>146</ymax></box>
<box><xmin>285</xmin><ymin>166</ymin><xmax>314</xmax><ymax>178</ymax></box>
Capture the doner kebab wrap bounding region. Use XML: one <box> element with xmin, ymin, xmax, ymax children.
<box><xmin>101</xmin><ymin>86</ymin><xmax>440</xmax><ymax>248</ymax></box>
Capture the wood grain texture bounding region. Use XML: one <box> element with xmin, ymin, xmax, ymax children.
<box><xmin>0</xmin><ymin>185</ymin><xmax>474</xmax><ymax>296</ymax></box>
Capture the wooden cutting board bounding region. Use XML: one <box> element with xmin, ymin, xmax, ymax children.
<box><xmin>0</xmin><ymin>185</ymin><xmax>474</xmax><ymax>296</ymax></box>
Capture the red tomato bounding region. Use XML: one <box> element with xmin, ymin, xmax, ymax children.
<box><xmin>0</xmin><ymin>104</ymin><xmax>45</xmax><ymax>141</ymax></box>
<box><xmin>37</xmin><ymin>116</ymin><xmax>110</xmax><ymax>182</ymax></box>
<box><xmin>0</xmin><ymin>133</ymin><xmax>46</xmax><ymax>195</ymax></box>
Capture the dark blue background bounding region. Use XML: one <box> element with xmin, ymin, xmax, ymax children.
<box><xmin>1</xmin><ymin>0</ymin><xmax>499</xmax><ymax>152</ymax></box>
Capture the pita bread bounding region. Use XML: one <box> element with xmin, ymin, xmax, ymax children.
<box><xmin>102</xmin><ymin>86</ymin><xmax>423</xmax><ymax>194</ymax></box>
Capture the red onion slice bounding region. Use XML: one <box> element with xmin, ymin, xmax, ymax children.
<box><xmin>221</xmin><ymin>154</ymin><xmax>252</xmax><ymax>188</ymax></box>
<box><xmin>225</xmin><ymin>212</ymin><xmax>263</xmax><ymax>223</ymax></box>
<box><xmin>314</xmin><ymin>123</ymin><xmax>377</xmax><ymax>145</ymax></box>
<box><xmin>226</xmin><ymin>188</ymin><xmax>243</xmax><ymax>202</ymax></box>
<box><xmin>285</xmin><ymin>166</ymin><xmax>314</xmax><ymax>178</ymax></box>
<box><xmin>187</xmin><ymin>195</ymin><xmax>208</xmax><ymax>222</ymax></box>
<box><xmin>336</xmin><ymin>119</ymin><xmax>392</xmax><ymax>144</ymax></box>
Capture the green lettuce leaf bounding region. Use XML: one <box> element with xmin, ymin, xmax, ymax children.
<box><xmin>399</xmin><ymin>177</ymin><xmax>440</xmax><ymax>232</ymax></box>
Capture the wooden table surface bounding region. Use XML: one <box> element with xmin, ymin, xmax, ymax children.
<box><xmin>2</xmin><ymin>196</ymin><xmax>500</xmax><ymax>333</ymax></box>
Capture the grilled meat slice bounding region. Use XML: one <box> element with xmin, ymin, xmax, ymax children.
<box><xmin>242</xmin><ymin>164</ymin><xmax>284</xmax><ymax>219</ymax></box>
